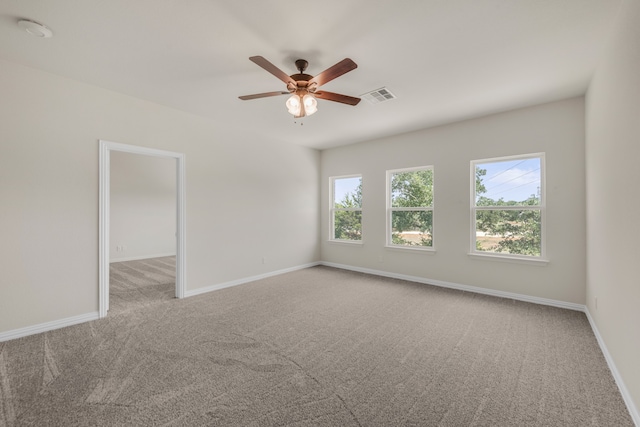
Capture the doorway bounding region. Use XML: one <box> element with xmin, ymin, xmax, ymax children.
<box><xmin>99</xmin><ymin>140</ymin><xmax>186</xmax><ymax>318</ymax></box>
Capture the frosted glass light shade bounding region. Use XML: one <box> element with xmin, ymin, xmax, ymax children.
<box><xmin>286</xmin><ymin>93</ymin><xmax>318</xmax><ymax>117</ymax></box>
<box><xmin>302</xmin><ymin>94</ymin><xmax>317</xmax><ymax>116</ymax></box>
<box><xmin>286</xmin><ymin>95</ymin><xmax>301</xmax><ymax>116</ymax></box>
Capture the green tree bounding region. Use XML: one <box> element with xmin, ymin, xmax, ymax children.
<box><xmin>334</xmin><ymin>182</ymin><xmax>362</xmax><ymax>240</ymax></box>
<box><xmin>474</xmin><ymin>166</ymin><xmax>541</xmax><ymax>255</ymax></box>
<box><xmin>391</xmin><ymin>170</ymin><xmax>433</xmax><ymax>246</ymax></box>
<box><xmin>476</xmin><ymin>167</ymin><xmax>487</xmax><ymax>196</ymax></box>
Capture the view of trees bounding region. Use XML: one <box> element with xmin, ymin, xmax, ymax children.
<box><xmin>333</xmin><ymin>179</ymin><xmax>362</xmax><ymax>240</ymax></box>
<box><xmin>475</xmin><ymin>166</ymin><xmax>542</xmax><ymax>256</ymax></box>
<box><xmin>332</xmin><ymin>160</ymin><xmax>541</xmax><ymax>257</ymax></box>
<box><xmin>390</xmin><ymin>169</ymin><xmax>433</xmax><ymax>247</ymax></box>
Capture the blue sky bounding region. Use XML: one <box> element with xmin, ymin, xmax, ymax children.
<box><xmin>334</xmin><ymin>176</ymin><xmax>361</xmax><ymax>204</ymax></box>
<box><xmin>333</xmin><ymin>158</ymin><xmax>541</xmax><ymax>204</ymax></box>
<box><xmin>476</xmin><ymin>157</ymin><xmax>541</xmax><ymax>202</ymax></box>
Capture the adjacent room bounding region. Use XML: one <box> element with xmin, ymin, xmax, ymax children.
<box><xmin>0</xmin><ymin>0</ymin><xmax>638</xmax><ymax>425</ymax></box>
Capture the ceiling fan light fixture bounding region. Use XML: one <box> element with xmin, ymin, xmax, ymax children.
<box><xmin>240</xmin><ymin>56</ymin><xmax>359</xmax><ymax>118</ymax></box>
<box><xmin>286</xmin><ymin>93</ymin><xmax>318</xmax><ymax>118</ymax></box>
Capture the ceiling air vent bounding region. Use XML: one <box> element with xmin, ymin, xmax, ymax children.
<box><xmin>361</xmin><ymin>87</ymin><xmax>396</xmax><ymax>104</ymax></box>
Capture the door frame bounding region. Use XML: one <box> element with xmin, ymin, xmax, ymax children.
<box><xmin>98</xmin><ymin>140</ymin><xmax>186</xmax><ymax>318</ymax></box>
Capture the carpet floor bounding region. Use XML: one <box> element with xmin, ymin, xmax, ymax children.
<box><xmin>108</xmin><ymin>256</ymin><xmax>177</xmax><ymax>315</ymax></box>
<box><xmin>0</xmin><ymin>262</ymin><xmax>634</xmax><ymax>426</ymax></box>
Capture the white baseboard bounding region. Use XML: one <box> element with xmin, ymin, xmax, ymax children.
<box><xmin>184</xmin><ymin>262</ymin><xmax>322</xmax><ymax>298</ymax></box>
<box><xmin>0</xmin><ymin>262</ymin><xmax>320</xmax><ymax>342</ymax></box>
<box><xmin>110</xmin><ymin>253</ymin><xmax>176</xmax><ymax>263</ymax></box>
<box><xmin>584</xmin><ymin>309</ymin><xmax>640</xmax><ymax>426</ymax></box>
<box><xmin>320</xmin><ymin>262</ymin><xmax>585</xmax><ymax>311</ymax></box>
<box><xmin>0</xmin><ymin>311</ymin><xmax>100</xmax><ymax>343</ymax></box>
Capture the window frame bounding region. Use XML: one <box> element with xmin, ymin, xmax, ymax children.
<box><xmin>329</xmin><ymin>174</ymin><xmax>363</xmax><ymax>244</ymax></box>
<box><xmin>470</xmin><ymin>153</ymin><xmax>547</xmax><ymax>264</ymax></box>
<box><xmin>385</xmin><ymin>165</ymin><xmax>435</xmax><ymax>252</ymax></box>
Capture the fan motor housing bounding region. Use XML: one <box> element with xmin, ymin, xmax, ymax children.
<box><xmin>290</xmin><ymin>73</ymin><xmax>313</xmax><ymax>82</ymax></box>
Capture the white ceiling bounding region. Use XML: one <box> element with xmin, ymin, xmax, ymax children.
<box><xmin>0</xmin><ymin>0</ymin><xmax>622</xmax><ymax>150</ymax></box>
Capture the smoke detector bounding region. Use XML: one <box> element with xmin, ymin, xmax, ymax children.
<box><xmin>361</xmin><ymin>87</ymin><xmax>396</xmax><ymax>104</ymax></box>
<box><xmin>18</xmin><ymin>19</ymin><xmax>53</xmax><ymax>38</ymax></box>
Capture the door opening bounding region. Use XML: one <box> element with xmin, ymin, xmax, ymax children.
<box><xmin>99</xmin><ymin>140</ymin><xmax>186</xmax><ymax>318</ymax></box>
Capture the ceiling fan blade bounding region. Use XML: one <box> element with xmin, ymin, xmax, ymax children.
<box><xmin>308</xmin><ymin>58</ymin><xmax>358</xmax><ymax>87</ymax></box>
<box><xmin>249</xmin><ymin>56</ymin><xmax>296</xmax><ymax>85</ymax></box>
<box><xmin>239</xmin><ymin>91</ymin><xmax>290</xmax><ymax>100</ymax></box>
<box><xmin>314</xmin><ymin>91</ymin><xmax>361</xmax><ymax>106</ymax></box>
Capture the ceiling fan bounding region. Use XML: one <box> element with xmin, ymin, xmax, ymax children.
<box><xmin>239</xmin><ymin>56</ymin><xmax>361</xmax><ymax>118</ymax></box>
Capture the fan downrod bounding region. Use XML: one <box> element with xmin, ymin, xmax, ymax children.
<box><xmin>295</xmin><ymin>59</ymin><xmax>308</xmax><ymax>73</ymax></box>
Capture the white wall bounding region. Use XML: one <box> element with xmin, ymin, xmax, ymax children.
<box><xmin>586</xmin><ymin>0</ymin><xmax>640</xmax><ymax>416</ymax></box>
<box><xmin>321</xmin><ymin>97</ymin><xmax>586</xmax><ymax>304</ymax></box>
<box><xmin>110</xmin><ymin>151</ymin><xmax>176</xmax><ymax>261</ymax></box>
<box><xmin>0</xmin><ymin>59</ymin><xmax>320</xmax><ymax>333</ymax></box>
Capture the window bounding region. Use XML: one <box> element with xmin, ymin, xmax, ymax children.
<box><xmin>330</xmin><ymin>175</ymin><xmax>362</xmax><ymax>242</ymax></box>
<box><xmin>386</xmin><ymin>166</ymin><xmax>434</xmax><ymax>249</ymax></box>
<box><xmin>471</xmin><ymin>153</ymin><xmax>545</xmax><ymax>259</ymax></box>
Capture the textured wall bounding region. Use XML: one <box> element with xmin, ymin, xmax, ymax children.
<box><xmin>0</xmin><ymin>59</ymin><xmax>320</xmax><ymax>333</ymax></box>
<box><xmin>110</xmin><ymin>151</ymin><xmax>176</xmax><ymax>261</ymax></box>
<box><xmin>321</xmin><ymin>97</ymin><xmax>586</xmax><ymax>304</ymax></box>
<box><xmin>586</xmin><ymin>0</ymin><xmax>640</xmax><ymax>417</ymax></box>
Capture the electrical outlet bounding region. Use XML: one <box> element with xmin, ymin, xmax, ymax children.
<box><xmin>262</xmin><ymin>257</ymin><xmax>266</xmax><ymax>264</ymax></box>
<box><xmin>595</xmin><ymin>297</ymin><xmax>598</xmax><ymax>310</ymax></box>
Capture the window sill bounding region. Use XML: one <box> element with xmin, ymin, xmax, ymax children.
<box><xmin>385</xmin><ymin>245</ymin><xmax>436</xmax><ymax>254</ymax></box>
<box><xmin>328</xmin><ymin>239</ymin><xmax>363</xmax><ymax>246</ymax></box>
<box><xmin>467</xmin><ymin>252</ymin><xmax>549</xmax><ymax>266</ymax></box>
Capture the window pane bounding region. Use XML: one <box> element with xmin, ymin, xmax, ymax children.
<box><xmin>475</xmin><ymin>209</ymin><xmax>541</xmax><ymax>256</ymax></box>
<box><xmin>475</xmin><ymin>158</ymin><xmax>541</xmax><ymax>206</ymax></box>
<box><xmin>334</xmin><ymin>177</ymin><xmax>362</xmax><ymax>208</ymax></box>
<box><xmin>391</xmin><ymin>210</ymin><xmax>433</xmax><ymax>247</ymax></box>
<box><xmin>391</xmin><ymin>169</ymin><xmax>433</xmax><ymax>208</ymax></box>
<box><xmin>334</xmin><ymin>210</ymin><xmax>362</xmax><ymax>241</ymax></box>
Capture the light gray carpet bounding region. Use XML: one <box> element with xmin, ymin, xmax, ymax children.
<box><xmin>108</xmin><ymin>256</ymin><xmax>176</xmax><ymax>315</ymax></box>
<box><xmin>0</xmin><ymin>264</ymin><xmax>634</xmax><ymax>426</ymax></box>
